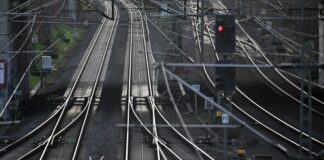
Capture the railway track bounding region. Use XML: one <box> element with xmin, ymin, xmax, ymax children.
<box><xmin>207</xmin><ymin>0</ymin><xmax>324</xmax><ymax>158</ymax></box>
<box><xmin>121</xmin><ymin>0</ymin><xmax>218</xmax><ymax>159</ymax></box>
<box><xmin>152</xmin><ymin>0</ymin><xmax>324</xmax><ymax>158</ymax></box>
<box><xmin>121</xmin><ymin>0</ymin><xmax>164</xmax><ymax>159</ymax></box>
<box><xmin>0</xmin><ymin>1</ymin><xmax>118</xmax><ymax>159</ymax></box>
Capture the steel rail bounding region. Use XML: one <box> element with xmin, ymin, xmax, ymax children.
<box><xmin>200</xmin><ymin>0</ymin><xmax>324</xmax><ymax>147</ymax></box>
<box><xmin>146</xmin><ymin>2</ymin><xmax>278</xmax><ymax>159</ymax></box>
<box><xmin>188</xmin><ymin>0</ymin><xmax>217</xmax><ymax>88</ymax></box>
<box><xmin>213</xmin><ymin>0</ymin><xmax>324</xmax><ymax>116</ymax></box>
<box><xmin>142</xmin><ymin>3</ymin><xmax>212</xmax><ymax>159</ymax></box>
<box><xmin>234</xmin><ymin>40</ymin><xmax>324</xmax><ymax>94</ymax></box>
<box><xmin>124</xmin><ymin>0</ymin><xmax>202</xmax><ymax>159</ymax></box>
<box><xmin>245</xmin><ymin>18</ymin><xmax>324</xmax><ymax>106</ymax></box>
<box><xmin>17</xmin><ymin>93</ymin><xmax>98</xmax><ymax>159</ymax></box>
<box><xmin>0</xmin><ymin>36</ymin><xmax>63</xmax><ymax>119</ymax></box>
<box><xmin>121</xmin><ymin>0</ymin><xmax>163</xmax><ymax>159</ymax></box>
<box><xmin>232</xmin><ymin>54</ymin><xmax>324</xmax><ymax>147</ymax></box>
<box><xmin>72</xmin><ymin>1</ymin><xmax>118</xmax><ymax>159</ymax></box>
<box><xmin>231</xmin><ymin>101</ymin><xmax>321</xmax><ymax>157</ymax></box>
<box><xmin>202</xmin><ymin>0</ymin><xmax>324</xmax><ymax>158</ymax></box>
<box><xmin>159</xmin><ymin>1</ymin><xmax>218</xmax><ymax>159</ymax></box>
<box><xmin>128</xmin><ymin>101</ymin><xmax>182</xmax><ymax>159</ymax></box>
<box><xmin>123</xmin><ymin>0</ymin><xmax>134</xmax><ymax>158</ymax></box>
<box><xmin>160</xmin><ymin>66</ymin><xmax>215</xmax><ymax>160</ymax></box>
<box><xmin>146</xmin><ymin>1</ymin><xmax>320</xmax><ymax>159</ymax></box>
<box><xmin>145</xmin><ymin>1</ymin><xmax>208</xmax><ymax>159</ymax></box>
<box><xmin>229</xmin><ymin>7</ymin><xmax>323</xmax><ymax>157</ymax></box>
<box><xmin>16</xmin><ymin>103</ymin><xmax>89</xmax><ymax>160</ymax></box>
<box><xmin>146</xmin><ymin>0</ymin><xmax>322</xmax><ymax>159</ymax></box>
<box><xmin>161</xmin><ymin>65</ymin><xmax>275</xmax><ymax>144</ymax></box>
<box><xmin>39</xmin><ymin>1</ymin><xmax>114</xmax><ymax>159</ymax></box>
<box><xmin>237</xmin><ymin>33</ymin><xmax>324</xmax><ymax>123</ymax></box>
<box><xmin>137</xmin><ymin>3</ymin><xmax>162</xmax><ymax>160</ymax></box>
<box><xmin>237</xmin><ymin>12</ymin><xmax>323</xmax><ymax>160</ymax></box>
<box><xmin>0</xmin><ymin>39</ymin><xmax>65</xmax><ymax>156</ymax></box>
<box><xmin>236</xmin><ymin>24</ymin><xmax>324</xmax><ymax>117</ymax></box>
<box><xmin>235</xmin><ymin>87</ymin><xmax>324</xmax><ymax>147</ymax></box>
<box><xmin>161</xmin><ymin>65</ymin><xmax>323</xmax><ymax>158</ymax></box>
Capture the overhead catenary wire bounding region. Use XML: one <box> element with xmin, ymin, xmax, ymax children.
<box><xmin>238</xmin><ymin>17</ymin><xmax>324</xmax><ymax>108</ymax></box>
<box><xmin>161</xmin><ymin>64</ymin><xmax>275</xmax><ymax>144</ymax></box>
<box><xmin>3</xmin><ymin>14</ymin><xmax>37</xmax><ymax>64</ymax></box>
<box><xmin>205</xmin><ymin>0</ymin><xmax>322</xmax><ymax>157</ymax></box>
<box><xmin>161</xmin><ymin>64</ymin><xmax>213</xmax><ymax>160</ymax></box>
<box><xmin>72</xmin><ymin>2</ymin><xmax>118</xmax><ymax>158</ymax></box>
<box><xmin>0</xmin><ymin>0</ymin><xmax>69</xmax><ymax>104</ymax></box>
<box><xmin>235</xmin><ymin>87</ymin><xmax>324</xmax><ymax>147</ymax></box>
<box><xmin>0</xmin><ymin>0</ymin><xmax>62</xmax><ymax>26</ymax></box>
<box><xmin>50</xmin><ymin>0</ymin><xmax>66</xmax><ymax>18</ymax></box>
<box><xmin>146</xmin><ymin>16</ymin><xmax>194</xmax><ymax>62</ymax></box>
<box><xmin>4</xmin><ymin>0</ymin><xmax>87</xmax><ymax>80</ymax></box>
<box><xmin>161</xmin><ymin>65</ymin><xmax>316</xmax><ymax>158</ymax></box>
<box><xmin>0</xmin><ymin>0</ymin><xmax>35</xmax><ymax>19</ymax></box>
<box><xmin>38</xmin><ymin>1</ymin><xmax>112</xmax><ymax>156</ymax></box>
<box><xmin>0</xmin><ymin>36</ymin><xmax>64</xmax><ymax>119</ymax></box>
<box><xmin>211</xmin><ymin>0</ymin><xmax>324</xmax><ymax>115</ymax></box>
<box><xmin>128</xmin><ymin>101</ymin><xmax>182</xmax><ymax>159</ymax></box>
<box><xmin>140</xmin><ymin>4</ymin><xmax>207</xmax><ymax>159</ymax></box>
<box><xmin>126</xmin><ymin>1</ymin><xmax>210</xmax><ymax>159</ymax></box>
<box><xmin>0</xmin><ymin>14</ymin><xmax>36</xmax><ymax>53</ymax></box>
<box><xmin>145</xmin><ymin>0</ymin><xmax>322</xmax><ymax>158</ymax></box>
<box><xmin>236</xmin><ymin>33</ymin><xmax>324</xmax><ymax>117</ymax></box>
<box><xmin>10</xmin><ymin>0</ymin><xmax>62</xmax><ymax>20</ymax></box>
<box><xmin>253</xmin><ymin>17</ymin><xmax>319</xmax><ymax>55</ymax></box>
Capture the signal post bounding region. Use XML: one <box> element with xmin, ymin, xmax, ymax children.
<box><xmin>214</xmin><ymin>14</ymin><xmax>236</xmax><ymax>160</ymax></box>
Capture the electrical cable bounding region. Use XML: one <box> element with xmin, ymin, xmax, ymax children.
<box><xmin>3</xmin><ymin>13</ymin><xmax>37</xmax><ymax>64</ymax></box>
<box><xmin>0</xmin><ymin>14</ymin><xmax>36</xmax><ymax>53</ymax></box>
<box><xmin>0</xmin><ymin>36</ymin><xmax>65</xmax><ymax>119</ymax></box>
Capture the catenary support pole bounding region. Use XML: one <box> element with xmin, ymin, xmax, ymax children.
<box><xmin>319</xmin><ymin>1</ymin><xmax>324</xmax><ymax>85</ymax></box>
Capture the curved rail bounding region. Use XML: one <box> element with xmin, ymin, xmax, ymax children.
<box><xmin>209</xmin><ymin>0</ymin><xmax>323</xmax><ymax>157</ymax></box>
<box><xmin>121</xmin><ymin>0</ymin><xmax>176</xmax><ymax>159</ymax></box>
<box><xmin>39</xmin><ymin>2</ymin><xmax>116</xmax><ymax>158</ymax></box>
<box><xmin>1</xmin><ymin>1</ymin><xmax>118</xmax><ymax>159</ymax></box>
<box><xmin>72</xmin><ymin>2</ymin><xmax>119</xmax><ymax>159</ymax></box>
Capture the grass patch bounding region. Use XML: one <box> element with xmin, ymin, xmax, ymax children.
<box><xmin>29</xmin><ymin>24</ymin><xmax>82</xmax><ymax>89</ymax></box>
<box><xmin>29</xmin><ymin>73</ymin><xmax>40</xmax><ymax>89</ymax></box>
<box><xmin>51</xmin><ymin>24</ymin><xmax>79</xmax><ymax>60</ymax></box>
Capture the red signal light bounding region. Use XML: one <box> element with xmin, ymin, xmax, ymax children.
<box><xmin>218</xmin><ymin>25</ymin><xmax>224</xmax><ymax>32</ymax></box>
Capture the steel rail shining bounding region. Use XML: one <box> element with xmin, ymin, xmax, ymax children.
<box><xmin>38</xmin><ymin>2</ymin><xmax>113</xmax><ymax>159</ymax></box>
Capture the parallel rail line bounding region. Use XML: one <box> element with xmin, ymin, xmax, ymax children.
<box><xmin>0</xmin><ymin>1</ymin><xmax>118</xmax><ymax>159</ymax></box>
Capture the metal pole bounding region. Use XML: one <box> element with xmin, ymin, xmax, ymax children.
<box><xmin>319</xmin><ymin>1</ymin><xmax>324</xmax><ymax>85</ymax></box>
<box><xmin>223</xmin><ymin>124</ymin><xmax>228</xmax><ymax>160</ymax></box>
<box><xmin>195</xmin><ymin>93</ymin><xmax>198</xmax><ymax>120</ymax></box>
<box><xmin>217</xmin><ymin>92</ymin><xmax>228</xmax><ymax>160</ymax></box>
<box><xmin>241</xmin><ymin>0</ymin><xmax>245</xmax><ymax>17</ymax></box>
<box><xmin>40</xmin><ymin>59</ymin><xmax>43</xmax><ymax>88</ymax></box>
<box><xmin>217</xmin><ymin>93</ymin><xmax>221</xmax><ymax>124</ymax></box>
<box><xmin>112</xmin><ymin>0</ymin><xmax>115</xmax><ymax>19</ymax></box>
<box><xmin>200</xmin><ymin>0</ymin><xmax>204</xmax><ymax>63</ymax></box>
<box><xmin>184</xmin><ymin>0</ymin><xmax>187</xmax><ymax>20</ymax></box>
<box><xmin>208</xmin><ymin>103</ymin><xmax>211</xmax><ymax>124</ymax></box>
<box><xmin>299</xmin><ymin>41</ymin><xmax>312</xmax><ymax>159</ymax></box>
<box><xmin>197</xmin><ymin>0</ymin><xmax>199</xmax><ymax>20</ymax></box>
<box><xmin>224</xmin><ymin>93</ymin><xmax>232</xmax><ymax>160</ymax></box>
<box><xmin>298</xmin><ymin>1</ymin><xmax>309</xmax><ymax>159</ymax></box>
